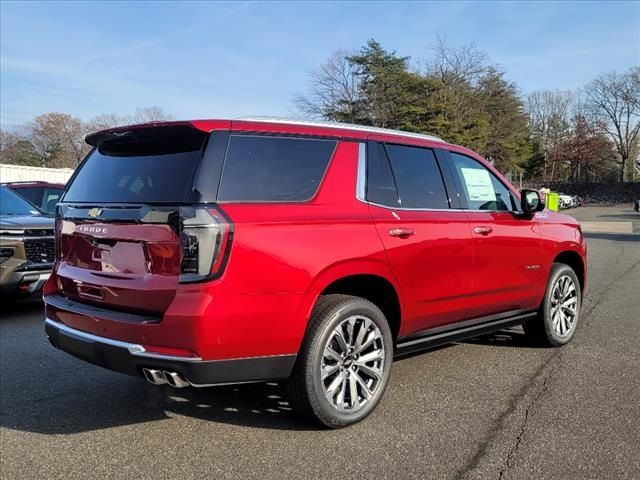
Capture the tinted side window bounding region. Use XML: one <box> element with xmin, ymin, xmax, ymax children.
<box><xmin>218</xmin><ymin>136</ymin><xmax>336</xmax><ymax>202</ymax></box>
<box><xmin>385</xmin><ymin>144</ymin><xmax>449</xmax><ymax>209</ymax></box>
<box><xmin>449</xmin><ymin>152</ymin><xmax>513</xmax><ymax>211</ymax></box>
<box><xmin>366</xmin><ymin>142</ymin><xmax>399</xmax><ymax>207</ymax></box>
<box><xmin>16</xmin><ymin>187</ymin><xmax>44</xmax><ymax>207</ymax></box>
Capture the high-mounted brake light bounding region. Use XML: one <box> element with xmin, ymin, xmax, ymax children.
<box><xmin>178</xmin><ymin>206</ymin><xmax>232</xmax><ymax>283</ymax></box>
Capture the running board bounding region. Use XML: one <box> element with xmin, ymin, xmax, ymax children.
<box><xmin>395</xmin><ymin>311</ymin><xmax>537</xmax><ymax>357</ymax></box>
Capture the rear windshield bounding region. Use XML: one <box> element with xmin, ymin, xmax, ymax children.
<box><xmin>64</xmin><ymin>127</ymin><xmax>206</xmax><ymax>203</ymax></box>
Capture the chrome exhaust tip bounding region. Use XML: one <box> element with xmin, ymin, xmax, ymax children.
<box><xmin>143</xmin><ymin>368</ymin><xmax>168</xmax><ymax>385</ymax></box>
<box><xmin>163</xmin><ymin>371</ymin><xmax>190</xmax><ymax>388</ymax></box>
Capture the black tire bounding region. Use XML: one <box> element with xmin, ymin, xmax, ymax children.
<box><xmin>286</xmin><ymin>294</ymin><xmax>393</xmax><ymax>428</ymax></box>
<box><xmin>524</xmin><ymin>263</ymin><xmax>582</xmax><ymax>347</ymax></box>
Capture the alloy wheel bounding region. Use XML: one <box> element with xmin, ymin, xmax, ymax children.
<box><xmin>320</xmin><ymin>315</ymin><xmax>385</xmax><ymax>413</ymax></box>
<box><xmin>550</xmin><ymin>274</ymin><xmax>578</xmax><ymax>338</ymax></box>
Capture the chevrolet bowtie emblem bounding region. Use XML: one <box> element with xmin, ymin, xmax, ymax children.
<box><xmin>87</xmin><ymin>208</ymin><xmax>103</xmax><ymax>218</ymax></box>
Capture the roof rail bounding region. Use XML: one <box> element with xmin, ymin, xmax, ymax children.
<box><xmin>236</xmin><ymin>116</ymin><xmax>444</xmax><ymax>143</ymax></box>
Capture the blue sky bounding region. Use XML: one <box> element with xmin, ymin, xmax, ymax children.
<box><xmin>1</xmin><ymin>0</ymin><xmax>638</xmax><ymax>128</ymax></box>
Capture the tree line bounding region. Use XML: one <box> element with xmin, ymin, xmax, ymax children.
<box><xmin>296</xmin><ymin>39</ymin><xmax>640</xmax><ymax>183</ymax></box>
<box><xmin>1</xmin><ymin>39</ymin><xmax>638</xmax><ymax>182</ymax></box>
<box><xmin>0</xmin><ymin>106</ymin><xmax>172</xmax><ymax>169</ymax></box>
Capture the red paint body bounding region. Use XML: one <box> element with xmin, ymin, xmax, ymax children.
<box><xmin>44</xmin><ymin>119</ymin><xmax>587</xmax><ymax>367</ymax></box>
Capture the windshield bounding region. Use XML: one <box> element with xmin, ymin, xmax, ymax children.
<box><xmin>0</xmin><ymin>186</ymin><xmax>42</xmax><ymax>216</ymax></box>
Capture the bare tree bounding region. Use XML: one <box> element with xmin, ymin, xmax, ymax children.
<box><xmin>131</xmin><ymin>106</ymin><xmax>173</xmax><ymax>124</ymax></box>
<box><xmin>526</xmin><ymin>90</ymin><xmax>575</xmax><ymax>180</ymax></box>
<box><xmin>586</xmin><ymin>68</ymin><xmax>640</xmax><ymax>181</ymax></box>
<box><xmin>27</xmin><ymin>113</ymin><xmax>87</xmax><ymax>167</ymax></box>
<box><xmin>425</xmin><ymin>36</ymin><xmax>488</xmax><ymax>86</ymax></box>
<box><xmin>294</xmin><ymin>50</ymin><xmax>362</xmax><ymax>122</ymax></box>
<box><xmin>86</xmin><ymin>113</ymin><xmax>128</xmax><ymax>131</ymax></box>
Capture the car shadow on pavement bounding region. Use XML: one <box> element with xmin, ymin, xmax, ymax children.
<box><xmin>0</xmin><ymin>369</ymin><xmax>319</xmax><ymax>434</ymax></box>
<box><xmin>0</xmin><ymin>299</ymin><xmax>319</xmax><ymax>434</ymax></box>
<box><xmin>460</xmin><ymin>327</ymin><xmax>547</xmax><ymax>349</ymax></box>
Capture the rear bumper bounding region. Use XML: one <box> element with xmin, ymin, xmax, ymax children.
<box><xmin>0</xmin><ymin>269</ymin><xmax>50</xmax><ymax>295</ymax></box>
<box><xmin>44</xmin><ymin>318</ymin><xmax>296</xmax><ymax>386</ymax></box>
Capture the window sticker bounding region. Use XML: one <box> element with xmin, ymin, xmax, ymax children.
<box><xmin>460</xmin><ymin>167</ymin><xmax>496</xmax><ymax>202</ymax></box>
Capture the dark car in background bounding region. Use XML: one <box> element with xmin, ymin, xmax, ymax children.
<box><xmin>0</xmin><ymin>186</ymin><xmax>55</xmax><ymax>297</ymax></box>
<box><xmin>4</xmin><ymin>181</ymin><xmax>66</xmax><ymax>215</ymax></box>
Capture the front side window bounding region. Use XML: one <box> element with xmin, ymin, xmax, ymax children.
<box><xmin>384</xmin><ymin>144</ymin><xmax>449</xmax><ymax>209</ymax></box>
<box><xmin>449</xmin><ymin>152</ymin><xmax>514</xmax><ymax>212</ymax></box>
<box><xmin>218</xmin><ymin>135</ymin><xmax>336</xmax><ymax>202</ymax></box>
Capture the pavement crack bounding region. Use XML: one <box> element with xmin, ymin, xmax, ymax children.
<box><xmin>496</xmin><ymin>352</ymin><xmax>561</xmax><ymax>480</ymax></box>
<box><xmin>452</xmin><ymin>351</ymin><xmax>559</xmax><ymax>480</ymax></box>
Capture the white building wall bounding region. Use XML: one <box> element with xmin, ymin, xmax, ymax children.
<box><xmin>0</xmin><ymin>164</ymin><xmax>74</xmax><ymax>184</ymax></box>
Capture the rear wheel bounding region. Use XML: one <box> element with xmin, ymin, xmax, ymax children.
<box><xmin>286</xmin><ymin>294</ymin><xmax>393</xmax><ymax>428</ymax></box>
<box><xmin>524</xmin><ymin>263</ymin><xmax>581</xmax><ymax>347</ymax></box>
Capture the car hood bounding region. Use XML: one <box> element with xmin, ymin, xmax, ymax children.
<box><xmin>536</xmin><ymin>209</ymin><xmax>579</xmax><ymax>226</ymax></box>
<box><xmin>0</xmin><ymin>215</ymin><xmax>55</xmax><ymax>229</ymax></box>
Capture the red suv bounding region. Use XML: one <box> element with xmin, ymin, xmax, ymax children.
<box><xmin>44</xmin><ymin>118</ymin><xmax>586</xmax><ymax>427</ymax></box>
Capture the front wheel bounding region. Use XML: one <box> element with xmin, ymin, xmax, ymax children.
<box><xmin>286</xmin><ymin>294</ymin><xmax>393</xmax><ymax>428</ymax></box>
<box><xmin>524</xmin><ymin>263</ymin><xmax>582</xmax><ymax>347</ymax></box>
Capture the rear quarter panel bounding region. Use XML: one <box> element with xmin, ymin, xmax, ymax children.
<box><xmin>197</xmin><ymin>140</ymin><xmax>401</xmax><ymax>360</ymax></box>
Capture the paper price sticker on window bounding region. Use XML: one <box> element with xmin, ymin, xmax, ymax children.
<box><xmin>461</xmin><ymin>167</ymin><xmax>496</xmax><ymax>202</ymax></box>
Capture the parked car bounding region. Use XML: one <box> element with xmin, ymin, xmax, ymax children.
<box><xmin>43</xmin><ymin>118</ymin><xmax>586</xmax><ymax>428</ymax></box>
<box><xmin>558</xmin><ymin>193</ymin><xmax>574</xmax><ymax>209</ymax></box>
<box><xmin>0</xmin><ymin>186</ymin><xmax>55</xmax><ymax>296</ymax></box>
<box><xmin>3</xmin><ymin>181</ymin><xmax>66</xmax><ymax>215</ymax></box>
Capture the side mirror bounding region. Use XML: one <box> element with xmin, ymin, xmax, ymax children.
<box><xmin>520</xmin><ymin>189</ymin><xmax>545</xmax><ymax>214</ymax></box>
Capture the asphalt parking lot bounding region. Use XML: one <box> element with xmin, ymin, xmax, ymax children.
<box><xmin>1</xmin><ymin>206</ymin><xmax>639</xmax><ymax>480</ymax></box>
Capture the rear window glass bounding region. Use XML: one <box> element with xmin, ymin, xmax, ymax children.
<box><xmin>12</xmin><ymin>187</ymin><xmax>43</xmax><ymax>206</ymax></box>
<box><xmin>64</xmin><ymin>127</ymin><xmax>206</xmax><ymax>203</ymax></box>
<box><xmin>367</xmin><ymin>142</ymin><xmax>400</xmax><ymax>207</ymax></box>
<box><xmin>218</xmin><ymin>135</ymin><xmax>336</xmax><ymax>202</ymax></box>
<box><xmin>385</xmin><ymin>144</ymin><xmax>449</xmax><ymax>209</ymax></box>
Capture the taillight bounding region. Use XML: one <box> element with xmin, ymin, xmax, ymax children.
<box><xmin>178</xmin><ymin>206</ymin><xmax>232</xmax><ymax>283</ymax></box>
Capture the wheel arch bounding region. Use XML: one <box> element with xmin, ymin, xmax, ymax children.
<box><xmin>553</xmin><ymin>250</ymin><xmax>585</xmax><ymax>291</ymax></box>
<box><xmin>295</xmin><ymin>260</ymin><xmax>404</xmax><ymax>349</ymax></box>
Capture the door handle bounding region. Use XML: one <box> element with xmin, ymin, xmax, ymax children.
<box><xmin>473</xmin><ymin>226</ymin><xmax>493</xmax><ymax>235</ymax></box>
<box><xmin>389</xmin><ymin>227</ymin><xmax>415</xmax><ymax>238</ymax></box>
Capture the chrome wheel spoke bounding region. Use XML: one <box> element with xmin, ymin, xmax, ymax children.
<box><xmin>354</xmin><ymin>318</ymin><xmax>370</xmax><ymax>351</ymax></box>
<box><xmin>322</xmin><ymin>363</ymin><xmax>340</xmax><ymax>380</ymax></box>
<box><xmin>334</xmin><ymin>328</ymin><xmax>349</xmax><ymax>353</ymax></box>
<box><xmin>355</xmin><ymin>349</ymin><xmax>384</xmax><ymax>365</ymax></box>
<box><xmin>356</xmin><ymin>363</ymin><xmax>382</xmax><ymax>380</ymax></box>
<box><xmin>354</xmin><ymin>330</ymin><xmax>380</xmax><ymax>355</ymax></box>
<box><xmin>324</xmin><ymin>346</ymin><xmax>342</xmax><ymax>363</ymax></box>
<box><xmin>348</xmin><ymin>373</ymin><xmax>360</xmax><ymax>410</ymax></box>
<box><xmin>354</xmin><ymin>373</ymin><xmax>373</xmax><ymax>399</ymax></box>
<box><xmin>325</xmin><ymin>371</ymin><xmax>346</xmax><ymax>399</ymax></box>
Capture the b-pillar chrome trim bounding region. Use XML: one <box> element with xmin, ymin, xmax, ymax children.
<box><xmin>356</xmin><ymin>142</ymin><xmax>367</xmax><ymax>202</ymax></box>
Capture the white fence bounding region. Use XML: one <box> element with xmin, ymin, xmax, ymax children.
<box><xmin>0</xmin><ymin>163</ymin><xmax>74</xmax><ymax>184</ymax></box>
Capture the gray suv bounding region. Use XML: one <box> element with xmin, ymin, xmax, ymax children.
<box><xmin>0</xmin><ymin>186</ymin><xmax>54</xmax><ymax>296</ymax></box>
